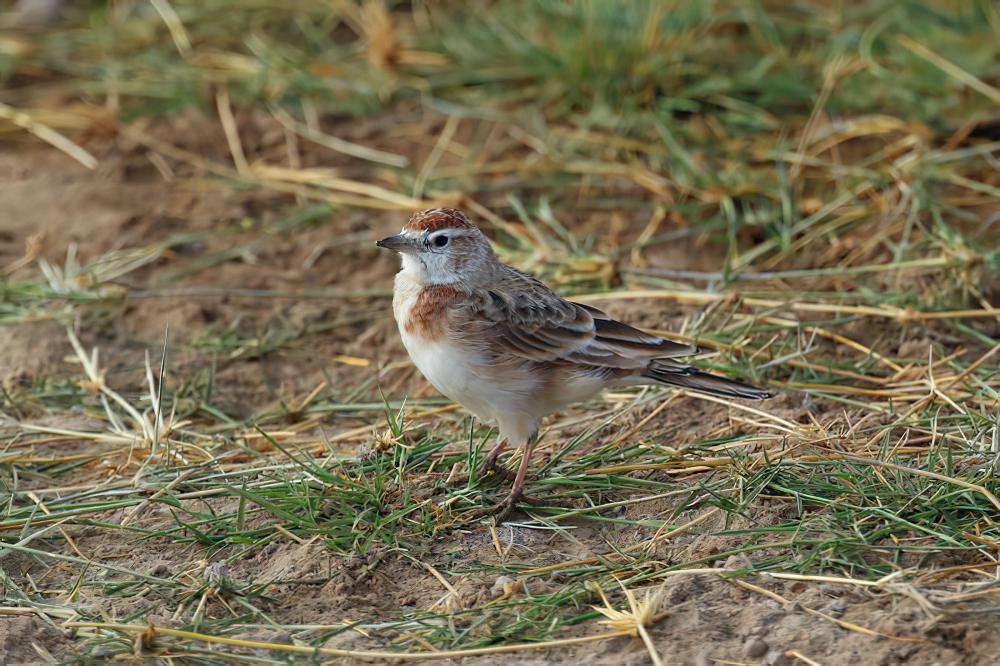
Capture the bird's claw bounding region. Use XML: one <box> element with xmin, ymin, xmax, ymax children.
<box><xmin>467</xmin><ymin>491</ymin><xmax>569</xmax><ymax>523</ymax></box>
<box><xmin>475</xmin><ymin>455</ymin><xmax>514</xmax><ymax>481</ymax></box>
<box><xmin>467</xmin><ymin>490</ymin><xmax>524</xmax><ymax>523</ymax></box>
<box><xmin>447</xmin><ymin>455</ymin><xmax>513</xmax><ymax>489</ymax></box>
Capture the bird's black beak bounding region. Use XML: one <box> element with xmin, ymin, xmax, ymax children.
<box><xmin>375</xmin><ymin>234</ymin><xmax>411</xmax><ymax>252</ymax></box>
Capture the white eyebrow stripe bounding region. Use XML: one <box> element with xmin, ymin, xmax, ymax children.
<box><xmin>399</xmin><ymin>227</ymin><xmax>474</xmax><ymax>242</ymax></box>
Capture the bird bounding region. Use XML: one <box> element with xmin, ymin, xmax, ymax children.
<box><xmin>377</xmin><ymin>207</ymin><xmax>770</xmax><ymax>517</ymax></box>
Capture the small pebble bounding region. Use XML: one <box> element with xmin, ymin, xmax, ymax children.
<box><xmin>744</xmin><ymin>637</ymin><xmax>769</xmax><ymax>659</ymax></box>
<box><xmin>817</xmin><ymin>583</ymin><xmax>841</xmax><ymax>597</ymax></box>
<box><xmin>490</xmin><ymin>575</ymin><xmax>515</xmax><ymax>596</ymax></box>
<box><xmin>824</xmin><ymin>598</ymin><xmax>849</xmax><ymax>617</ymax></box>
<box><xmin>145</xmin><ymin>614</ymin><xmax>177</xmax><ymax>629</ymax></box>
<box><xmin>723</xmin><ymin>554</ymin><xmax>752</xmax><ymax>570</ymax></box>
<box><xmin>756</xmin><ymin>610</ymin><xmax>786</xmax><ymax>628</ymax></box>
<box><xmin>204</xmin><ymin>562</ymin><xmax>230</xmax><ymax>586</ymax></box>
<box><xmin>149</xmin><ymin>561</ymin><xmax>171</xmax><ymax>576</ymax></box>
<box><xmin>764</xmin><ymin>648</ymin><xmax>790</xmax><ymax>666</ymax></box>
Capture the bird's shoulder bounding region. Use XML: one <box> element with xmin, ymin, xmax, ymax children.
<box><xmin>466</xmin><ymin>265</ymin><xmax>586</xmax><ymax>329</ymax></box>
<box><xmin>453</xmin><ymin>265</ymin><xmax>697</xmax><ymax>363</ymax></box>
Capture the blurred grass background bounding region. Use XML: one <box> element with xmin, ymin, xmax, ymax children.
<box><xmin>0</xmin><ymin>1</ymin><xmax>998</xmax><ymax>662</ymax></box>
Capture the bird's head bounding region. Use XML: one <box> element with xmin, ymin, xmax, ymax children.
<box><xmin>376</xmin><ymin>208</ymin><xmax>496</xmax><ymax>286</ymax></box>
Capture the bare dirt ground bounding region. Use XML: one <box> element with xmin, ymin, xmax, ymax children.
<box><xmin>2</xmin><ymin>123</ymin><xmax>998</xmax><ymax>665</ymax></box>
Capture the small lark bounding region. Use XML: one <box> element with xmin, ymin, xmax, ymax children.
<box><xmin>378</xmin><ymin>208</ymin><xmax>770</xmax><ymax>515</ymax></box>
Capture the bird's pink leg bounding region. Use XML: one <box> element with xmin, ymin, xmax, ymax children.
<box><xmin>476</xmin><ymin>438</ymin><xmax>509</xmax><ymax>477</ymax></box>
<box><xmin>508</xmin><ymin>435</ymin><xmax>536</xmax><ymax>502</ymax></box>
<box><xmin>489</xmin><ymin>432</ymin><xmax>540</xmax><ymax>521</ymax></box>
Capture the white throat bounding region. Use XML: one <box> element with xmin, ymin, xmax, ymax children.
<box><xmin>399</xmin><ymin>253</ymin><xmax>423</xmax><ymax>278</ymax></box>
<box><xmin>399</xmin><ymin>252</ymin><xmax>462</xmax><ymax>286</ymax></box>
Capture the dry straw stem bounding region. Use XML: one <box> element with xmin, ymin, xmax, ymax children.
<box><xmin>786</xmin><ymin>650</ymin><xmax>823</xmax><ymax>666</ymax></box>
<box><xmin>118</xmin><ymin>125</ymin><xmax>431</xmax><ymax>210</ymax></box>
<box><xmin>215</xmin><ymin>85</ymin><xmax>248</xmax><ymax>174</ymax></box>
<box><xmin>0</xmin><ymin>102</ymin><xmax>97</xmax><ymax>169</ymax></box>
<box><xmin>268</xmin><ymin>103</ymin><xmax>408</xmax><ymax>167</ymax></box>
<box><xmin>767</xmin><ymin>571</ymin><xmax>909</xmax><ymax>588</ymax></box>
<box><xmin>576</xmin><ymin>289</ymin><xmax>1000</xmax><ymax>321</ymax></box>
<box><xmin>896</xmin><ymin>35</ymin><xmax>1000</xmax><ymax>105</ymax></box>
<box><xmin>65</xmin><ymin>621</ymin><xmax>634</xmax><ymax>661</ymax></box>
<box><xmin>148</xmin><ymin>0</ymin><xmax>191</xmax><ymax>57</ymax></box>
<box><xmin>759</xmin><ymin>315</ymin><xmax>903</xmax><ymax>373</ymax></box>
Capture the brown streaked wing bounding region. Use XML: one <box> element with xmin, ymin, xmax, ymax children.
<box><xmin>580</xmin><ymin>303</ymin><xmax>697</xmax><ymax>357</ymax></box>
<box><xmin>458</xmin><ymin>267</ymin><xmax>697</xmax><ymax>368</ymax></box>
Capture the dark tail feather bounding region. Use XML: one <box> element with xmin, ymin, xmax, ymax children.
<box><xmin>644</xmin><ymin>362</ymin><xmax>772</xmax><ymax>400</ymax></box>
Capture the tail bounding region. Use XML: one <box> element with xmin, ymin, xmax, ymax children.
<box><xmin>644</xmin><ymin>360</ymin><xmax>772</xmax><ymax>400</ymax></box>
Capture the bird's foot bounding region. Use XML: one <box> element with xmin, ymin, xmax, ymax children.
<box><xmin>449</xmin><ymin>452</ymin><xmax>513</xmax><ymax>488</ymax></box>
<box><xmin>467</xmin><ymin>490</ymin><xmax>526</xmax><ymax>523</ymax></box>
<box><xmin>468</xmin><ymin>491</ymin><xmax>569</xmax><ymax>523</ymax></box>
<box><xmin>475</xmin><ymin>453</ymin><xmax>514</xmax><ymax>482</ymax></box>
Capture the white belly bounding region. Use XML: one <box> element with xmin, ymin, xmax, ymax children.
<box><xmin>400</xmin><ymin>331</ymin><xmax>498</xmax><ymax>422</ymax></box>
<box><xmin>393</xmin><ymin>271</ymin><xmax>500</xmax><ymax>423</ymax></box>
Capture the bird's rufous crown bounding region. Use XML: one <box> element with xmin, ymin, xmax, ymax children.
<box><xmin>404</xmin><ymin>208</ymin><xmax>475</xmax><ymax>233</ymax></box>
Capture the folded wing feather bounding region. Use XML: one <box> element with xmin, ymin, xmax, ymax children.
<box><xmin>458</xmin><ymin>267</ymin><xmax>697</xmax><ymax>369</ymax></box>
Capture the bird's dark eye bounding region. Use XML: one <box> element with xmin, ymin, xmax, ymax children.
<box><xmin>433</xmin><ymin>235</ymin><xmax>449</xmax><ymax>248</ymax></box>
